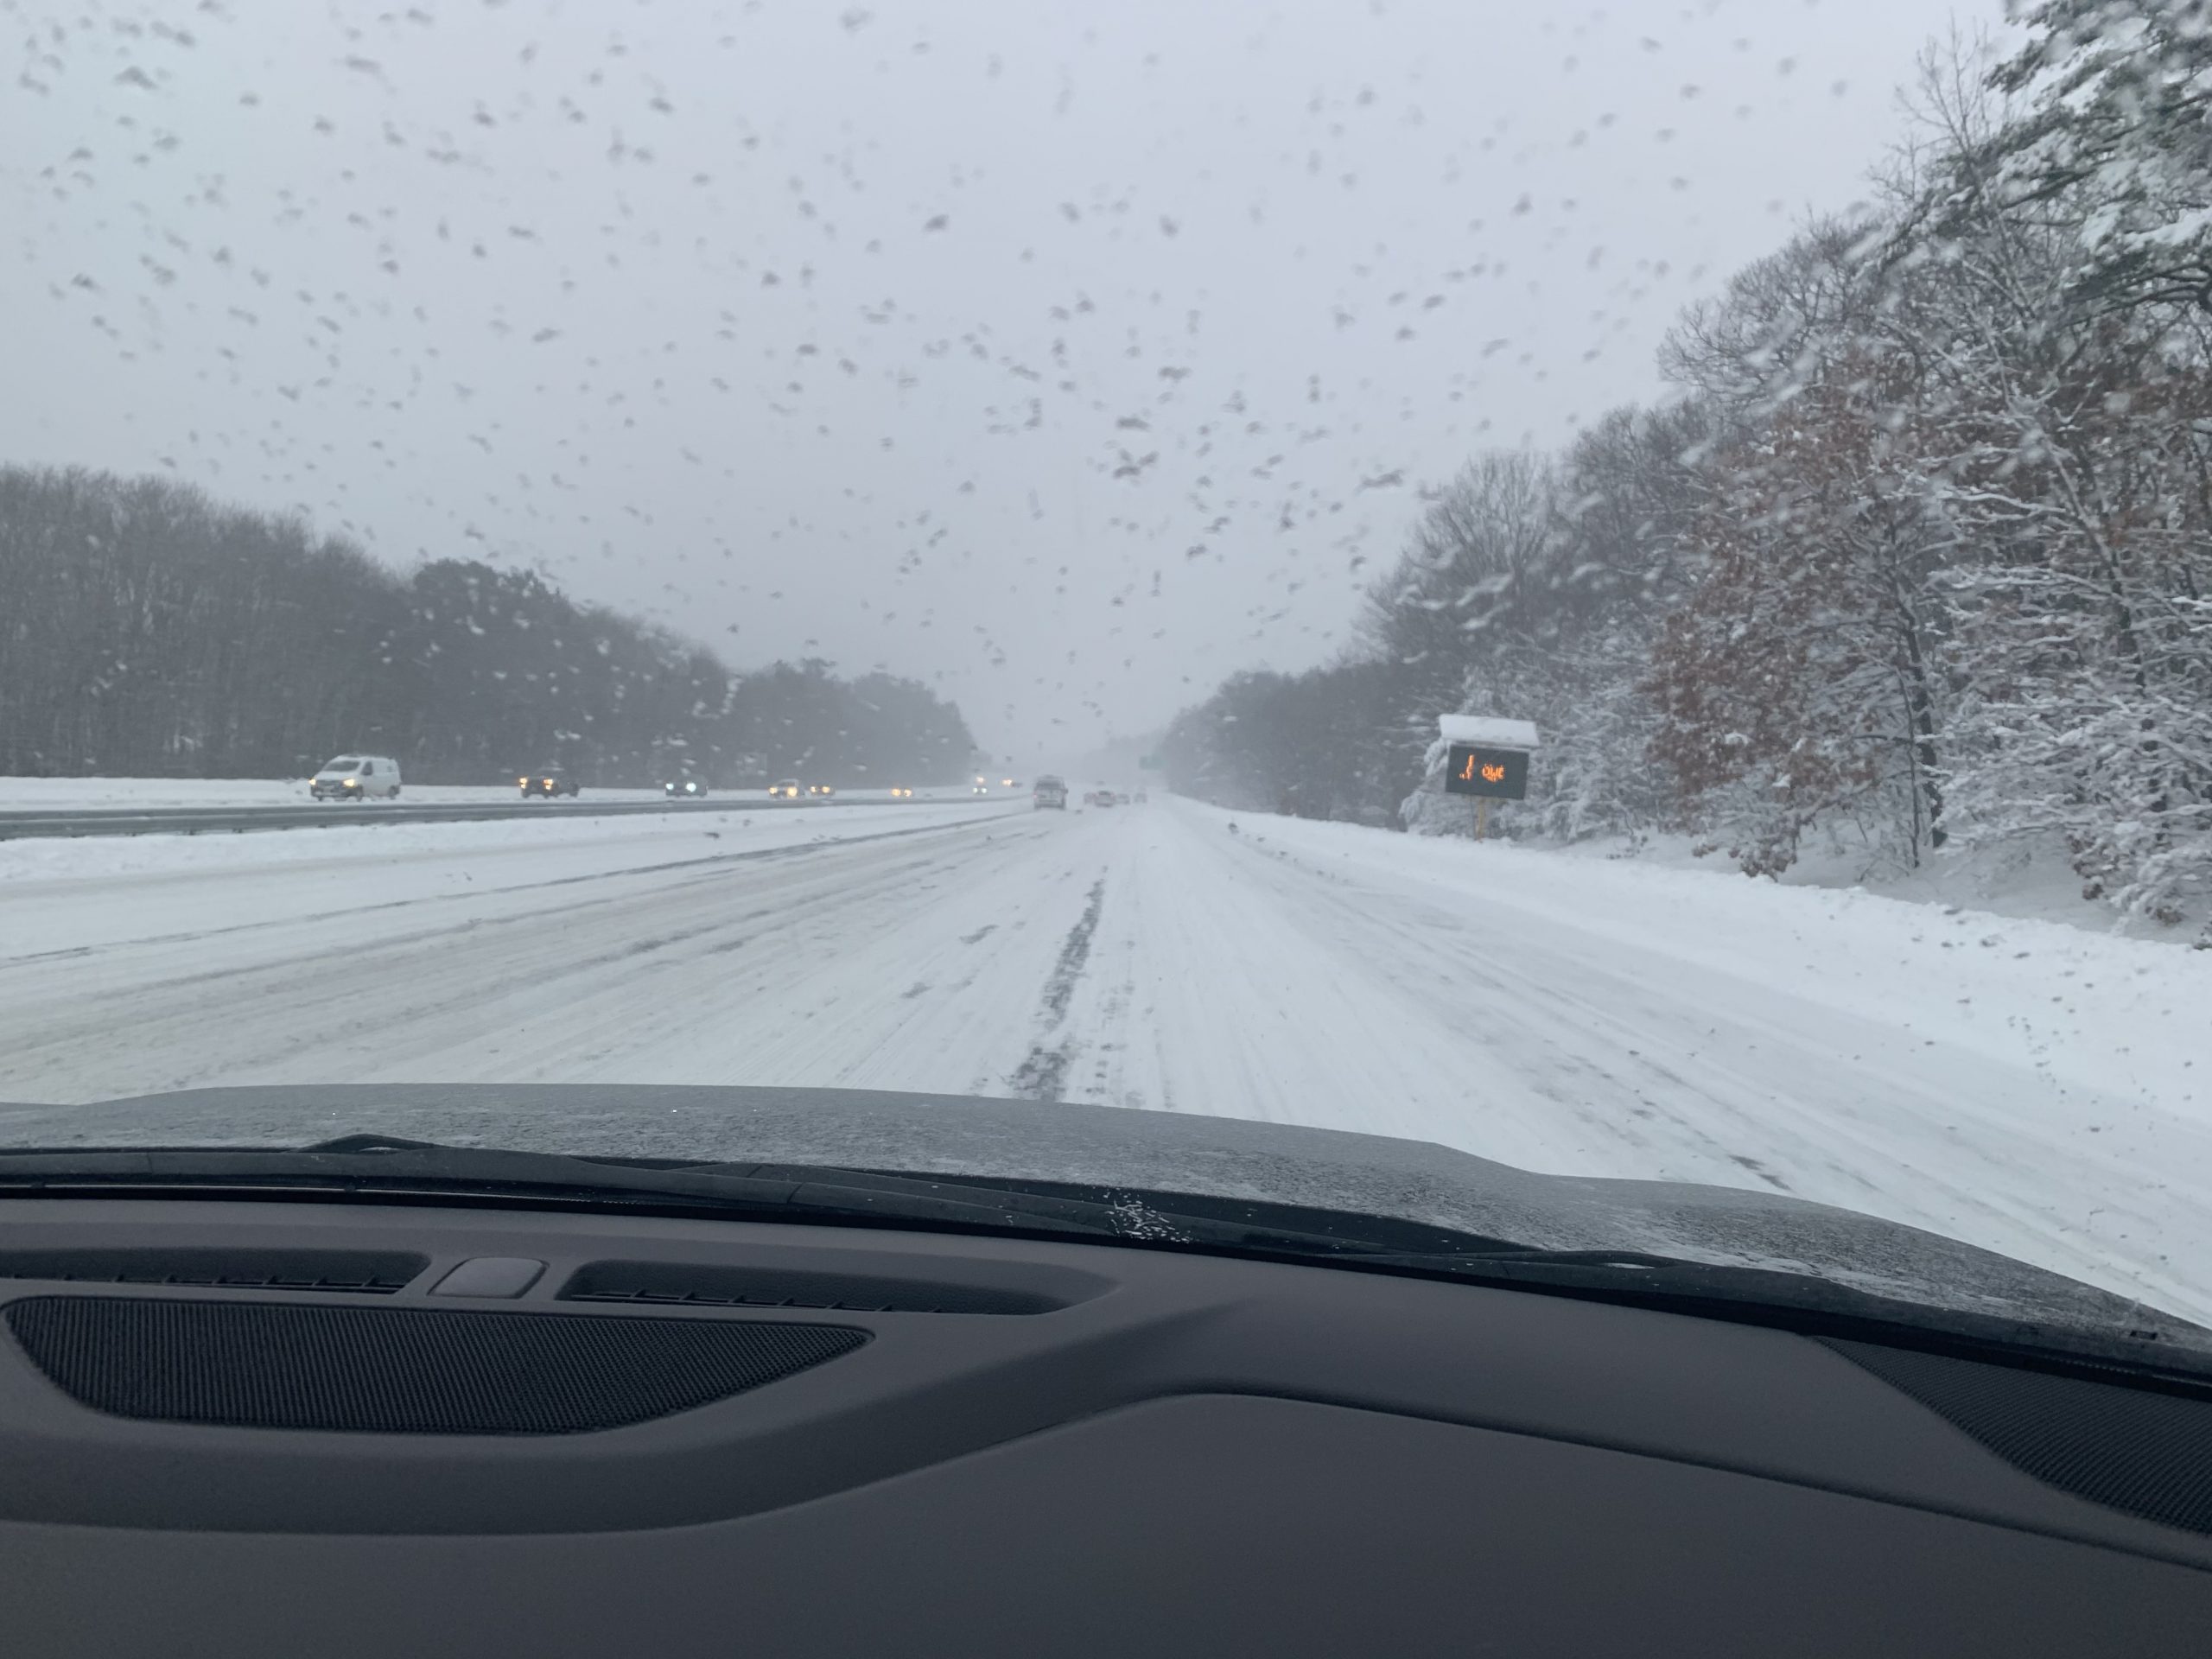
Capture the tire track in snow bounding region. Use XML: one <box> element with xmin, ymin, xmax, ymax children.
<box><xmin>0</xmin><ymin>822</ymin><xmax>1048</xmax><ymax>1099</ymax></box>
<box><xmin>1006</xmin><ymin>876</ymin><xmax>1107</xmax><ymax>1101</ymax></box>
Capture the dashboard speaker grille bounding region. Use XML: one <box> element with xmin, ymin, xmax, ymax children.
<box><xmin>1821</xmin><ymin>1338</ymin><xmax>2212</xmax><ymax>1535</ymax></box>
<box><xmin>5</xmin><ymin>1295</ymin><xmax>866</xmax><ymax>1435</ymax></box>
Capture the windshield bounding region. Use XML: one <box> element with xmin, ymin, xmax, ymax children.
<box><xmin>2</xmin><ymin>0</ymin><xmax>2209</xmax><ymax>1353</ymax></box>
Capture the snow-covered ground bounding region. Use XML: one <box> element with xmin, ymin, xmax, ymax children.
<box><xmin>1</xmin><ymin>794</ymin><xmax>2206</xmax><ymax>1325</ymax></box>
<box><xmin>1531</xmin><ymin>824</ymin><xmax>2194</xmax><ymax>937</ymax></box>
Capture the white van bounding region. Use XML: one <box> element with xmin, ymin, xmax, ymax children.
<box><xmin>310</xmin><ymin>754</ymin><xmax>403</xmax><ymax>801</ymax></box>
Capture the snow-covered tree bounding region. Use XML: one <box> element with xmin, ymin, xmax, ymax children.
<box><xmin>1165</xmin><ymin>16</ymin><xmax>2212</xmax><ymax>928</ymax></box>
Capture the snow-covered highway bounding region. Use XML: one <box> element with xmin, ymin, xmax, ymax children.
<box><xmin>2</xmin><ymin>795</ymin><xmax>2208</xmax><ymax>1324</ymax></box>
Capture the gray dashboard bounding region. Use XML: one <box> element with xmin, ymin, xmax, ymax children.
<box><xmin>0</xmin><ymin>1193</ymin><xmax>2207</xmax><ymax>1656</ymax></box>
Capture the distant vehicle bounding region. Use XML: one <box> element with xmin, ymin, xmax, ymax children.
<box><xmin>664</xmin><ymin>777</ymin><xmax>708</xmax><ymax>798</ymax></box>
<box><xmin>310</xmin><ymin>755</ymin><xmax>401</xmax><ymax>801</ymax></box>
<box><xmin>1086</xmin><ymin>789</ymin><xmax>1115</xmax><ymax>808</ymax></box>
<box><xmin>972</xmin><ymin>782</ymin><xmax>990</xmax><ymax>796</ymax></box>
<box><xmin>1033</xmin><ymin>776</ymin><xmax>1067</xmax><ymax>810</ymax></box>
<box><xmin>767</xmin><ymin>779</ymin><xmax>802</xmax><ymax>799</ymax></box>
<box><xmin>519</xmin><ymin>767</ymin><xmax>579</xmax><ymax>798</ymax></box>
<box><xmin>1001</xmin><ymin>778</ymin><xmax>1018</xmax><ymax>788</ymax></box>
<box><xmin>887</xmin><ymin>785</ymin><xmax>915</xmax><ymax>798</ymax></box>
<box><xmin>807</xmin><ymin>783</ymin><xmax>836</xmax><ymax>798</ymax></box>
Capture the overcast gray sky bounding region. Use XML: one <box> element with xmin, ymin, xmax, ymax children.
<box><xmin>3</xmin><ymin>0</ymin><xmax>2005</xmax><ymax>763</ymax></box>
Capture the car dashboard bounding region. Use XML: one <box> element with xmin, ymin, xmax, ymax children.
<box><xmin>0</xmin><ymin>1194</ymin><xmax>2207</xmax><ymax>1656</ymax></box>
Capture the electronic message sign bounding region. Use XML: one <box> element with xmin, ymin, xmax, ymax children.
<box><xmin>1444</xmin><ymin>743</ymin><xmax>1529</xmax><ymax>801</ymax></box>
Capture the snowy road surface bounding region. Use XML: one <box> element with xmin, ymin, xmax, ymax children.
<box><xmin>3</xmin><ymin>794</ymin><xmax>2209</xmax><ymax>1324</ymax></box>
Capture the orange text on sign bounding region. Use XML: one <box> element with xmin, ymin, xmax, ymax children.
<box><xmin>1458</xmin><ymin>754</ymin><xmax>1509</xmax><ymax>784</ymax></box>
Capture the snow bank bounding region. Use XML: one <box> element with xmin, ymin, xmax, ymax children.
<box><xmin>1217</xmin><ymin>806</ymin><xmax>2210</xmax><ymax>1118</ymax></box>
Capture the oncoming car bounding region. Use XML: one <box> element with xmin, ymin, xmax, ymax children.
<box><xmin>888</xmin><ymin>785</ymin><xmax>915</xmax><ymax>798</ymax></box>
<box><xmin>767</xmin><ymin>779</ymin><xmax>802</xmax><ymax>799</ymax></box>
<box><xmin>518</xmin><ymin>767</ymin><xmax>579</xmax><ymax>798</ymax></box>
<box><xmin>309</xmin><ymin>755</ymin><xmax>401</xmax><ymax>800</ymax></box>
<box><xmin>664</xmin><ymin>777</ymin><xmax>708</xmax><ymax>798</ymax></box>
<box><xmin>806</xmin><ymin>782</ymin><xmax>836</xmax><ymax>798</ymax></box>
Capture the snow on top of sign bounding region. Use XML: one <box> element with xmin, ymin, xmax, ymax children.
<box><xmin>1437</xmin><ymin>715</ymin><xmax>1539</xmax><ymax>749</ymax></box>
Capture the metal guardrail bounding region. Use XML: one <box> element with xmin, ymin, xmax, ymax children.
<box><xmin>0</xmin><ymin>794</ymin><xmax>1006</xmax><ymax>842</ymax></box>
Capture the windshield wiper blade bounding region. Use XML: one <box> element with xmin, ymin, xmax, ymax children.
<box><xmin>0</xmin><ymin>1141</ymin><xmax>1537</xmax><ymax>1260</ymax></box>
<box><xmin>63</xmin><ymin>1136</ymin><xmax>1569</xmax><ymax>1259</ymax></box>
<box><xmin>926</xmin><ymin>1176</ymin><xmax>2212</xmax><ymax>1376</ymax></box>
<box><xmin>0</xmin><ymin>1141</ymin><xmax>2044</xmax><ymax>1285</ymax></box>
<box><xmin>0</xmin><ymin>1142</ymin><xmax>1148</xmax><ymax>1240</ymax></box>
<box><xmin>1319</xmin><ymin>1243</ymin><xmax>2212</xmax><ymax>1381</ymax></box>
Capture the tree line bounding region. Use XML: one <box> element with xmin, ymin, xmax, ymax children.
<box><xmin>0</xmin><ymin>464</ymin><xmax>975</xmax><ymax>786</ymax></box>
<box><xmin>1165</xmin><ymin>8</ymin><xmax>2212</xmax><ymax>929</ymax></box>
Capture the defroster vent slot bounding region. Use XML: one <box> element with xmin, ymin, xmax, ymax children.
<box><xmin>561</xmin><ymin>1258</ymin><xmax>1066</xmax><ymax>1315</ymax></box>
<box><xmin>0</xmin><ymin>1248</ymin><xmax>426</xmax><ymax>1294</ymax></box>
